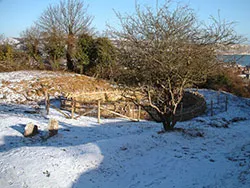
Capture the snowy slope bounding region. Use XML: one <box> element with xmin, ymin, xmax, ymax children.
<box><xmin>0</xmin><ymin>71</ymin><xmax>250</xmax><ymax>188</ymax></box>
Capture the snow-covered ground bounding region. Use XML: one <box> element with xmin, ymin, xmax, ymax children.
<box><xmin>0</xmin><ymin>71</ymin><xmax>250</xmax><ymax>188</ymax></box>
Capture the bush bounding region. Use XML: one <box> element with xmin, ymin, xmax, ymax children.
<box><xmin>201</xmin><ymin>66</ymin><xmax>250</xmax><ymax>98</ymax></box>
<box><xmin>86</xmin><ymin>37</ymin><xmax>117</xmax><ymax>79</ymax></box>
<box><xmin>0</xmin><ymin>43</ymin><xmax>34</xmax><ymax>72</ymax></box>
<box><xmin>74</xmin><ymin>33</ymin><xmax>95</xmax><ymax>74</ymax></box>
<box><xmin>74</xmin><ymin>35</ymin><xmax>117</xmax><ymax>79</ymax></box>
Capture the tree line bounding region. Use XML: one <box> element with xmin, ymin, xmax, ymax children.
<box><xmin>0</xmin><ymin>0</ymin><xmax>117</xmax><ymax>78</ymax></box>
<box><xmin>0</xmin><ymin>0</ymin><xmax>245</xmax><ymax>131</ymax></box>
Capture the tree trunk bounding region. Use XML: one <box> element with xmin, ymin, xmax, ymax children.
<box><xmin>161</xmin><ymin>112</ymin><xmax>176</xmax><ymax>132</ymax></box>
<box><xmin>66</xmin><ymin>50</ymin><xmax>74</xmax><ymax>71</ymax></box>
<box><xmin>66</xmin><ymin>35</ymin><xmax>75</xmax><ymax>71</ymax></box>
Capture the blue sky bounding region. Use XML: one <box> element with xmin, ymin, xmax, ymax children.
<box><xmin>0</xmin><ymin>0</ymin><xmax>249</xmax><ymax>42</ymax></box>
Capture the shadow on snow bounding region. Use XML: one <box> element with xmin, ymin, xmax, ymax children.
<box><xmin>0</xmin><ymin>102</ymin><xmax>164</xmax><ymax>187</ymax></box>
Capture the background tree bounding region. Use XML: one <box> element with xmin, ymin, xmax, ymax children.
<box><xmin>0</xmin><ymin>35</ymin><xmax>14</xmax><ymax>63</ymax></box>
<box><xmin>74</xmin><ymin>33</ymin><xmax>95</xmax><ymax>74</ymax></box>
<box><xmin>0</xmin><ymin>34</ymin><xmax>30</xmax><ymax>71</ymax></box>
<box><xmin>42</xmin><ymin>30</ymin><xmax>65</xmax><ymax>70</ymax></box>
<box><xmin>0</xmin><ymin>40</ymin><xmax>15</xmax><ymax>71</ymax></box>
<box><xmin>74</xmin><ymin>34</ymin><xmax>117</xmax><ymax>78</ymax></box>
<box><xmin>110</xmin><ymin>1</ymin><xmax>243</xmax><ymax>131</ymax></box>
<box><xmin>20</xmin><ymin>26</ymin><xmax>43</xmax><ymax>68</ymax></box>
<box><xmin>37</xmin><ymin>0</ymin><xmax>93</xmax><ymax>71</ymax></box>
<box><xmin>85</xmin><ymin>37</ymin><xmax>117</xmax><ymax>79</ymax></box>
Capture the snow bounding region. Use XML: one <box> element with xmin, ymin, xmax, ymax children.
<box><xmin>0</xmin><ymin>71</ymin><xmax>250</xmax><ymax>188</ymax></box>
<box><xmin>0</xmin><ymin>70</ymin><xmax>65</xmax><ymax>84</ymax></box>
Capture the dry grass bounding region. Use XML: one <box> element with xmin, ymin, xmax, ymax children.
<box><xmin>33</xmin><ymin>75</ymin><xmax>111</xmax><ymax>94</ymax></box>
<box><xmin>0</xmin><ymin>71</ymin><xmax>115</xmax><ymax>103</ymax></box>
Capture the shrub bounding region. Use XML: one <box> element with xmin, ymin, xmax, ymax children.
<box><xmin>201</xmin><ymin>66</ymin><xmax>250</xmax><ymax>98</ymax></box>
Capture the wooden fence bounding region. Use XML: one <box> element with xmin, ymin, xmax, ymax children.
<box><xmin>59</xmin><ymin>97</ymin><xmax>141</xmax><ymax>123</ymax></box>
<box><xmin>44</xmin><ymin>90</ymin><xmax>209</xmax><ymax>123</ymax></box>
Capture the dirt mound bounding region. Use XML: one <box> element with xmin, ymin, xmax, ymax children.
<box><xmin>0</xmin><ymin>71</ymin><xmax>112</xmax><ymax>104</ymax></box>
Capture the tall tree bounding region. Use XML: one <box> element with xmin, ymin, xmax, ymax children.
<box><xmin>110</xmin><ymin>1</ymin><xmax>244</xmax><ymax>131</ymax></box>
<box><xmin>37</xmin><ymin>0</ymin><xmax>93</xmax><ymax>71</ymax></box>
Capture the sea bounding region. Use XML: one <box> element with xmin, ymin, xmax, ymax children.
<box><xmin>222</xmin><ymin>55</ymin><xmax>250</xmax><ymax>66</ymax></box>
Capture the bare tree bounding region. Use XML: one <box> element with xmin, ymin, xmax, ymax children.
<box><xmin>37</xmin><ymin>0</ymin><xmax>93</xmax><ymax>71</ymax></box>
<box><xmin>110</xmin><ymin>1</ymin><xmax>244</xmax><ymax>131</ymax></box>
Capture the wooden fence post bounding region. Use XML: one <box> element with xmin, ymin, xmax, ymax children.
<box><xmin>128</xmin><ymin>104</ymin><xmax>131</xmax><ymax>117</ymax></box>
<box><xmin>71</xmin><ymin>98</ymin><xmax>75</xmax><ymax>119</ymax></box>
<box><xmin>138</xmin><ymin>105</ymin><xmax>141</xmax><ymax>120</ymax></box>
<box><xmin>45</xmin><ymin>90</ymin><xmax>50</xmax><ymax>115</ymax></box>
<box><xmin>132</xmin><ymin>105</ymin><xmax>135</xmax><ymax>119</ymax></box>
<box><xmin>98</xmin><ymin>100</ymin><xmax>101</xmax><ymax>123</ymax></box>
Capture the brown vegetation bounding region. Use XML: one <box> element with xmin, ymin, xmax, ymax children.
<box><xmin>201</xmin><ymin>66</ymin><xmax>250</xmax><ymax>98</ymax></box>
<box><xmin>0</xmin><ymin>71</ymin><xmax>113</xmax><ymax>103</ymax></box>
